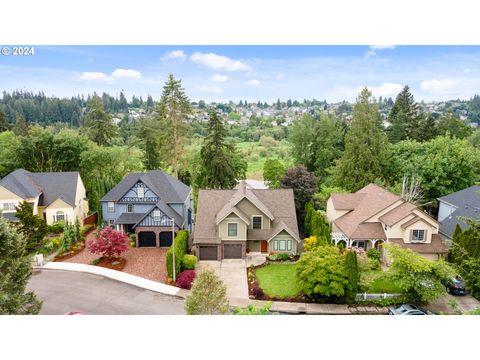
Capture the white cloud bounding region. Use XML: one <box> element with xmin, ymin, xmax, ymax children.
<box><xmin>246</xmin><ymin>79</ymin><xmax>261</xmax><ymax>86</ymax></box>
<box><xmin>365</xmin><ymin>45</ymin><xmax>396</xmax><ymax>58</ymax></box>
<box><xmin>76</xmin><ymin>68</ymin><xmax>142</xmax><ymax>82</ymax></box>
<box><xmin>361</xmin><ymin>82</ymin><xmax>403</xmax><ymax>98</ymax></box>
<box><xmin>190</xmin><ymin>52</ymin><xmax>251</xmax><ymax>72</ymax></box>
<box><xmin>209</xmin><ymin>74</ymin><xmax>228</xmax><ymax>82</ymax></box>
<box><xmin>198</xmin><ymin>85</ymin><xmax>223</xmax><ymax>94</ymax></box>
<box><xmin>111</xmin><ymin>68</ymin><xmax>142</xmax><ymax>80</ymax></box>
<box><xmin>420</xmin><ymin>78</ymin><xmax>458</xmax><ymax>95</ymax></box>
<box><xmin>276</xmin><ymin>73</ymin><xmax>285</xmax><ymax>80</ymax></box>
<box><xmin>77</xmin><ymin>71</ymin><xmax>110</xmax><ymax>82</ymax></box>
<box><xmin>161</xmin><ymin>50</ymin><xmax>187</xmax><ymax>61</ymax></box>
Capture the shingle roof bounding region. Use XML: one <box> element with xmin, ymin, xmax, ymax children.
<box><xmin>389</xmin><ymin>234</ymin><xmax>448</xmax><ymax>254</ymax></box>
<box><xmin>194</xmin><ymin>182</ymin><xmax>300</xmax><ymax>244</ymax></box>
<box><xmin>350</xmin><ymin>223</ymin><xmax>386</xmax><ymax>239</ymax></box>
<box><xmin>0</xmin><ymin>169</ymin><xmax>79</xmax><ymax>207</ymax></box>
<box><xmin>437</xmin><ymin>185</ymin><xmax>480</xmax><ymax>239</ymax></box>
<box><xmin>379</xmin><ymin>202</ymin><xmax>416</xmax><ymax>226</ymax></box>
<box><xmin>330</xmin><ymin>193</ymin><xmax>366</xmax><ymax>210</ymax></box>
<box><xmin>333</xmin><ymin>183</ymin><xmax>401</xmax><ymax>238</ymax></box>
<box><xmin>132</xmin><ymin>199</ymin><xmax>184</xmax><ymax>228</ymax></box>
<box><xmin>100</xmin><ymin>170</ymin><xmax>191</xmax><ymax>203</ymax></box>
<box><xmin>114</xmin><ymin>212</ymin><xmax>145</xmax><ymax>225</ymax></box>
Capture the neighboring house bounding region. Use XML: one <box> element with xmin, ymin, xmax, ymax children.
<box><xmin>437</xmin><ymin>185</ymin><xmax>480</xmax><ymax>240</ymax></box>
<box><xmin>100</xmin><ymin>170</ymin><xmax>193</xmax><ymax>248</ymax></box>
<box><xmin>326</xmin><ymin>183</ymin><xmax>447</xmax><ymax>261</ymax></box>
<box><xmin>0</xmin><ymin>168</ymin><xmax>89</xmax><ymax>225</ymax></box>
<box><xmin>193</xmin><ymin>180</ymin><xmax>300</xmax><ymax>261</ymax></box>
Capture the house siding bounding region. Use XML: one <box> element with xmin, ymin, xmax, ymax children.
<box><xmin>218</xmin><ymin>216</ymin><xmax>247</xmax><ymax>240</ymax></box>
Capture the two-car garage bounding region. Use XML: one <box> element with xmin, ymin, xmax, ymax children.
<box><xmin>137</xmin><ymin>231</ymin><xmax>175</xmax><ymax>247</ymax></box>
<box><xmin>197</xmin><ymin>243</ymin><xmax>244</xmax><ymax>260</ymax></box>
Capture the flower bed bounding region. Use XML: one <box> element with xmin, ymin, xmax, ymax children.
<box><xmin>91</xmin><ymin>256</ymin><xmax>127</xmax><ymax>271</ymax></box>
<box><xmin>53</xmin><ymin>241</ymin><xmax>86</xmax><ymax>262</ymax></box>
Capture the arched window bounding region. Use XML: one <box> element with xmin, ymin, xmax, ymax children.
<box><xmin>55</xmin><ymin>211</ymin><xmax>65</xmax><ymax>222</ymax></box>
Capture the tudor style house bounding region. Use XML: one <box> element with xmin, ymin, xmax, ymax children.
<box><xmin>100</xmin><ymin>170</ymin><xmax>193</xmax><ymax>248</ymax></box>
<box><xmin>193</xmin><ymin>181</ymin><xmax>300</xmax><ymax>260</ymax></box>
<box><xmin>437</xmin><ymin>185</ymin><xmax>480</xmax><ymax>240</ymax></box>
<box><xmin>326</xmin><ymin>183</ymin><xmax>447</xmax><ymax>260</ymax></box>
<box><xmin>0</xmin><ymin>168</ymin><xmax>89</xmax><ymax>225</ymax></box>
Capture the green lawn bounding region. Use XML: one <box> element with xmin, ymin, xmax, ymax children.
<box><xmin>255</xmin><ymin>263</ymin><xmax>301</xmax><ymax>298</ymax></box>
<box><xmin>360</xmin><ymin>270</ymin><xmax>402</xmax><ymax>293</ymax></box>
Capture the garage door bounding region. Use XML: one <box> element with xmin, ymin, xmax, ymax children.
<box><xmin>159</xmin><ymin>232</ymin><xmax>175</xmax><ymax>247</ymax></box>
<box><xmin>224</xmin><ymin>244</ymin><xmax>243</xmax><ymax>259</ymax></box>
<box><xmin>199</xmin><ymin>246</ymin><xmax>218</xmax><ymax>261</ymax></box>
<box><xmin>138</xmin><ymin>232</ymin><xmax>156</xmax><ymax>247</ymax></box>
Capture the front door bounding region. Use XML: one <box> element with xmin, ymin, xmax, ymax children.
<box><xmin>261</xmin><ymin>240</ymin><xmax>268</xmax><ymax>253</ymax></box>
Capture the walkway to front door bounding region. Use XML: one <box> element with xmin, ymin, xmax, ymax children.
<box><xmin>197</xmin><ymin>260</ymin><xmax>249</xmax><ymax>300</ymax></box>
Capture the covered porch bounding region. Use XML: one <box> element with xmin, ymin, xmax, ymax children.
<box><xmin>331</xmin><ymin>232</ymin><xmax>385</xmax><ymax>251</ymax></box>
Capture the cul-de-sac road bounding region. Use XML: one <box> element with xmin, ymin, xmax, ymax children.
<box><xmin>27</xmin><ymin>270</ymin><xmax>185</xmax><ymax>315</ymax></box>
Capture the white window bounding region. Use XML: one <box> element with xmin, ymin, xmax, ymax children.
<box><xmin>137</xmin><ymin>186</ymin><xmax>145</xmax><ymax>198</ymax></box>
<box><xmin>3</xmin><ymin>202</ymin><xmax>16</xmax><ymax>211</ymax></box>
<box><xmin>127</xmin><ymin>204</ymin><xmax>134</xmax><ymax>213</ymax></box>
<box><xmin>153</xmin><ymin>210</ymin><xmax>161</xmax><ymax>222</ymax></box>
<box><xmin>107</xmin><ymin>202</ymin><xmax>115</xmax><ymax>213</ymax></box>
<box><xmin>108</xmin><ymin>219</ymin><xmax>115</xmax><ymax>227</ymax></box>
<box><xmin>252</xmin><ymin>216</ymin><xmax>262</xmax><ymax>229</ymax></box>
<box><xmin>274</xmin><ymin>239</ymin><xmax>292</xmax><ymax>251</ymax></box>
<box><xmin>55</xmin><ymin>211</ymin><xmax>65</xmax><ymax>222</ymax></box>
<box><xmin>228</xmin><ymin>223</ymin><xmax>238</xmax><ymax>237</ymax></box>
<box><xmin>354</xmin><ymin>240</ymin><xmax>366</xmax><ymax>249</ymax></box>
<box><xmin>412</xmin><ymin>229</ymin><xmax>425</xmax><ymax>242</ymax></box>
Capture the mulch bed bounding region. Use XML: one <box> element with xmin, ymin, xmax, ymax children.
<box><xmin>93</xmin><ymin>257</ymin><xmax>127</xmax><ymax>271</ymax></box>
<box><xmin>53</xmin><ymin>241</ymin><xmax>86</xmax><ymax>262</ymax></box>
<box><xmin>247</xmin><ymin>262</ymin><xmax>308</xmax><ymax>303</ymax></box>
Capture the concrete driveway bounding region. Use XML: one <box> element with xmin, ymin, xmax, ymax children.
<box><xmin>197</xmin><ymin>260</ymin><xmax>249</xmax><ymax>301</ymax></box>
<box><xmin>28</xmin><ymin>270</ymin><xmax>185</xmax><ymax>315</ymax></box>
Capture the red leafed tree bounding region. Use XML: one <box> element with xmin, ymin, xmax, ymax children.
<box><xmin>88</xmin><ymin>227</ymin><xmax>129</xmax><ymax>258</ymax></box>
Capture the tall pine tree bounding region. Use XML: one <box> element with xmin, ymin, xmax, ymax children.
<box><xmin>335</xmin><ymin>88</ymin><xmax>388</xmax><ymax>191</ymax></box>
<box><xmin>0</xmin><ymin>215</ymin><xmax>41</xmax><ymax>314</ymax></box>
<box><xmin>196</xmin><ymin>108</ymin><xmax>247</xmax><ymax>189</ymax></box>
<box><xmin>155</xmin><ymin>74</ymin><xmax>192</xmax><ymax>177</ymax></box>
<box><xmin>82</xmin><ymin>95</ymin><xmax>117</xmax><ymax>146</ymax></box>
<box><xmin>0</xmin><ymin>110</ymin><xmax>8</xmax><ymax>132</ymax></box>
<box><xmin>134</xmin><ymin>116</ymin><xmax>162</xmax><ymax>170</ymax></box>
<box><xmin>13</xmin><ymin>114</ymin><xmax>28</xmax><ymax>136</ymax></box>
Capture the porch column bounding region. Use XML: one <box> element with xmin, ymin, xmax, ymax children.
<box><xmin>371</xmin><ymin>239</ymin><xmax>377</xmax><ymax>249</ymax></box>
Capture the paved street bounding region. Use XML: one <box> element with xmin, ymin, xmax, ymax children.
<box><xmin>27</xmin><ymin>270</ymin><xmax>185</xmax><ymax>315</ymax></box>
<box><xmin>426</xmin><ymin>293</ymin><xmax>480</xmax><ymax>314</ymax></box>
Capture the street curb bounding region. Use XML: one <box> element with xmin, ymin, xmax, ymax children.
<box><xmin>38</xmin><ymin>262</ymin><xmax>181</xmax><ymax>297</ymax></box>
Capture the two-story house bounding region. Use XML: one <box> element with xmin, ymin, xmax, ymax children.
<box><xmin>193</xmin><ymin>181</ymin><xmax>300</xmax><ymax>260</ymax></box>
<box><xmin>437</xmin><ymin>185</ymin><xmax>480</xmax><ymax>240</ymax></box>
<box><xmin>100</xmin><ymin>170</ymin><xmax>193</xmax><ymax>248</ymax></box>
<box><xmin>326</xmin><ymin>183</ymin><xmax>447</xmax><ymax>260</ymax></box>
<box><xmin>0</xmin><ymin>168</ymin><xmax>89</xmax><ymax>225</ymax></box>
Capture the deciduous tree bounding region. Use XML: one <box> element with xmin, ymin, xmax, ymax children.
<box><xmin>263</xmin><ymin>158</ymin><xmax>285</xmax><ymax>188</ymax></box>
<box><xmin>280</xmin><ymin>165</ymin><xmax>318</xmax><ymax>217</ymax></box>
<box><xmin>88</xmin><ymin>227</ymin><xmax>129</xmax><ymax>259</ymax></box>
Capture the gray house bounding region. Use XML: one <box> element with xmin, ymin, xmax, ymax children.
<box><xmin>437</xmin><ymin>185</ymin><xmax>480</xmax><ymax>240</ymax></box>
<box><xmin>100</xmin><ymin>170</ymin><xmax>193</xmax><ymax>247</ymax></box>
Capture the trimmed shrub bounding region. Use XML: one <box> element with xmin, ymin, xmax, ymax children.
<box><xmin>176</xmin><ymin>270</ymin><xmax>196</xmax><ymax>289</ymax></box>
<box><xmin>48</xmin><ymin>221</ymin><xmax>65</xmax><ymax>234</ymax></box>
<box><xmin>129</xmin><ymin>234</ymin><xmax>136</xmax><ymax>247</ymax></box>
<box><xmin>252</xmin><ymin>285</ymin><xmax>264</xmax><ymax>298</ymax></box>
<box><xmin>80</xmin><ymin>224</ymin><xmax>94</xmax><ymax>237</ymax></box>
<box><xmin>303</xmin><ymin>235</ymin><xmax>318</xmax><ymax>252</ymax></box>
<box><xmin>345</xmin><ymin>250</ymin><xmax>359</xmax><ymax>302</ymax></box>
<box><xmin>166</xmin><ymin>230</ymin><xmax>189</xmax><ymax>278</ymax></box>
<box><xmin>182</xmin><ymin>254</ymin><xmax>197</xmax><ymax>270</ymax></box>
<box><xmin>366</xmin><ymin>248</ymin><xmax>381</xmax><ymax>261</ymax></box>
<box><xmin>267</xmin><ymin>253</ymin><xmax>291</xmax><ymax>261</ymax></box>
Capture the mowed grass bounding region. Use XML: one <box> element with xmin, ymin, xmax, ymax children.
<box><xmin>236</xmin><ymin>140</ymin><xmax>293</xmax><ymax>180</ymax></box>
<box><xmin>255</xmin><ymin>263</ymin><xmax>301</xmax><ymax>298</ymax></box>
<box><xmin>361</xmin><ymin>270</ymin><xmax>402</xmax><ymax>293</ymax></box>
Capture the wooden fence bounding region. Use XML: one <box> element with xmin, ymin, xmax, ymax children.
<box><xmin>83</xmin><ymin>212</ymin><xmax>98</xmax><ymax>226</ymax></box>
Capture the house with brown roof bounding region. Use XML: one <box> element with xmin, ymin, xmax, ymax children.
<box><xmin>326</xmin><ymin>183</ymin><xmax>447</xmax><ymax>260</ymax></box>
<box><xmin>193</xmin><ymin>181</ymin><xmax>301</xmax><ymax>261</ymax></box>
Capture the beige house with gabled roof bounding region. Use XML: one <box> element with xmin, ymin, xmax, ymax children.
<box><xmin>193</xmin><ymin>181</ymin><xmax>301</xmax><ymax>261</ymax></box>
<box><xmin>326</xmin><ymin>183</ymin><xmax>447</xmax><ymax>260</ymax></box>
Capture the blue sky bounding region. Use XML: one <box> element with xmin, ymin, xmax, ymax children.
<box><xmin>1</xmin><ymin>45</ymin><xmax>480</xmax><ymax>102</ymax></box>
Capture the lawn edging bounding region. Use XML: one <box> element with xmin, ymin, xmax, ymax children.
<box><xmin>40</xmin><ymin>261</ymin><xmax>180</xmax><ymax>297</ymax></box>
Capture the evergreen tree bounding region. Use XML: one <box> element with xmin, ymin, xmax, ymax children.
<box><xmin>0</xmin><ymin>110</ymin><xmax>8</xmax><ymax>132</ymax></box>
<box><xmin>416</xmin><ymin>113</ymin><xmax>437</xmax><ymax>141</ymax></box>
<box><xmin>304</xmin><ymin>201</ymin><xmax>315</xmax><ymax>236</ymax></box>
<box><xmin>276</xmin><ymin>98</ymin><xmax>281</xmax><ymax>110</ymax></box>
<box><xmin>14</xmin><ymin>201</ymin><xmax>48</xmax><ymax>253</ymax></box>
<box><xmin>345</xmin><ymin>250</ymin><xmax>359</xmax><ymax>302</ymax></box>
<box><xmin>82</xmin><ymin>96</ymin><xmax>117</xmax><ymax>146</ymax></box>
<box><xmin>335</xmin><ymin>88</ymin><xmax>388</xmax><ymax>191</ymax></box>
<box><xmin>155</xmin><ymin>74</ymin><xmax>192</xmax><ymax>177</ymax></box>
<box><xmin>118</xmin><ymin>91</ymin><xmax>128</xmax><ymax>111</ymax></box>
<box><xmin>134</xmin><ymin>117</ymin><xmax>162</xmax><ymax>170</ymax></box>
<box><xmin>0</xmin><ymin>215</ymin><xmax>42</xmax><ymax>314</ymax></box>
<box><xmin>387</xmin><ymin>86</ymin><xmax>424</xmax><ymax>143</ymax></box>
<box><xmin>146</xmin><ymin>94</ymin><xmax>154</xmax><ymax>108</ymax></box>
<box><xmin>13</xmin><ymin>114</ymin><xmax>28</xmax><ymax>136</ymax></box>
<box><xmin>436</xmin><ymin>112</ymin><xmax>472</xmax><ymax>139</ymax></box>
<box><xmin>185</xmin><ymin>269</ymin><xmax>229</xmax><ymax>314</ymax></box>
<box><xmin>196</xmin><ymin>108</ymin><xmax>247</xmax><ymax>189</ymax></box>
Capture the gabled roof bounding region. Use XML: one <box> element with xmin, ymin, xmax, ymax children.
<box><xmin>100</xmin><ymin>170</ymin><xmax>191</xmax><ymax>203</ymax></box>
<box><xmin>437</xmin><ymin>185</ymin><xmax>480</xmax><ymax>207</ymax></box>
<box><xmin>267</xmin><ymin>220</ymin><xmax>301</xmax><ymax>242</ymax></box>
<box><xmin>194</xmin><ymin>181</ymin><xmax>299</xmax><ymax>244</ymax></box>
<box><xmin>379</xmin><ymin>202</ymin><xmax>416</xmax><ymax>226</ymax></box>
<box><xmin>389</xmin><ymin>234</ymin><xmax>448</xmax><ymax>254</ymax></box>
<box><xmin>333</xmin><ymin>183</ymin><xmax>401</xmax><ymax>238</ymax></box>
<box><xmin>133</xmin><ymin>199</ymin><xmax>184</xmax><ymax>228</ymax></box>
<box><xmin>215</xmin><ymin>206</ymin><xmax>250</xmax><ymax>225</ymax></box>
<box><xmin>330</xmin><ymin>193</ymin><xmax>366</xmax><ymax>210</ymax></box>
<box><xmin>0</xmin><ymin>169</ymin><xmax>79</xmax><ymax>207</ymax></box>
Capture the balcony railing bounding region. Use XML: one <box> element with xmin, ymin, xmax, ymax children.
<box><xmin>120</xmin><ymin>197</ymin><xmax>158</xmax><ymax>203</ymax></box>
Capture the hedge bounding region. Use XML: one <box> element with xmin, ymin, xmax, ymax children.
<box><xmin>166</xmin><ymin>230</ymin><xmax>189</xmax><ymax>278</ymax></box>
<box><xmin>182</xmin><ymin>254</ymin><xmax>197</xmax><ymax>270</ymax></box>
